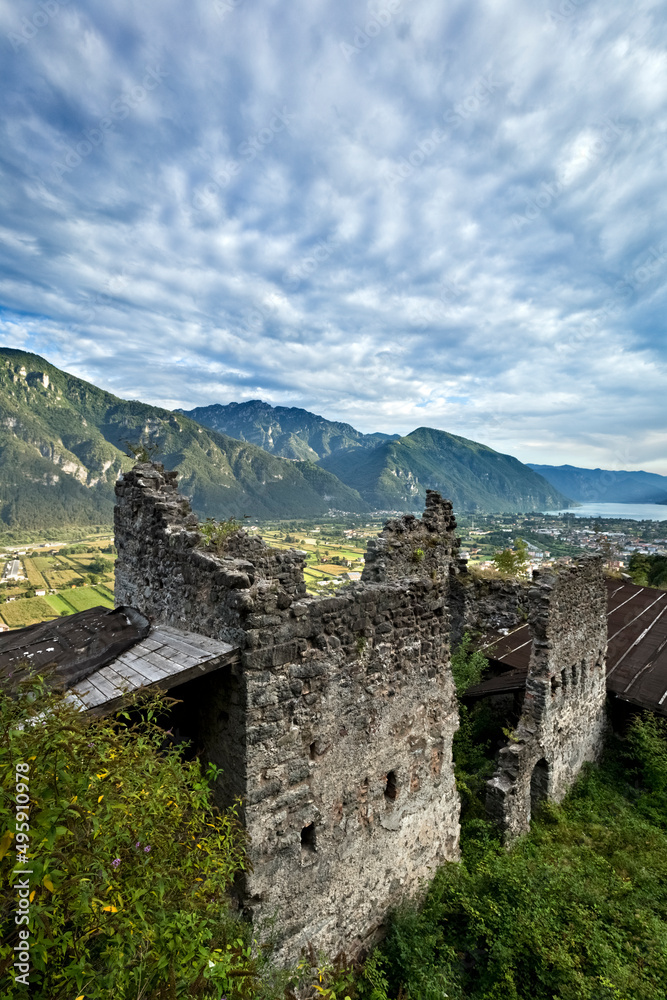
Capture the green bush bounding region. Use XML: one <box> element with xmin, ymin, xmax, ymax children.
<box><xmin>377</xmin><ymin>716</ymin><xmax>667</xmax><ymax>1000</ymax></box>
<box><xmin>200</xmin><ymin>517</ymin><xmax>241</xmax><ymax>553</ymax></box>
<box><xmin>628</xmin><ymin>553</ymin><xmax>667</xmax><ymax>589</ymax></box>
<box><xmin>450</xmin><ymin>633</ymin><xmax>488</xmax><ymax>694</ymax></box>
<box><xmin>492</xmin><ymin>537</ymin><xmax>530</xmax><ymax>578</ymax></box>
<box><xmin>0</xmin><ymin>681</ymin><xmax>251</xmax><ymax>999</ymax></box>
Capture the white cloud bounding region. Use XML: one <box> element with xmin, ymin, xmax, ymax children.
<box><xmin>0</xmin><ymin>0</ymin><xmax>665</xmax><ymax>472</ymax></box>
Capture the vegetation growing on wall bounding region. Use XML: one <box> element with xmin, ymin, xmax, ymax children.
<box><xmin>3</xmin><ymin>654</ymin><xmax>667</xmax><ymax>999</ymax></box>
<box><xmin>492</xmin><ymin>536</ymin><xmax>530</xmax><ymax>577</ymax></box>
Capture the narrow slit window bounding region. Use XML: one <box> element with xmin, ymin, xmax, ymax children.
<box><xmin>385</xmin><ymin>770</ymin><xmax>398</xmax><ymax>801</ymax></box>
<box><xmin>301</xmin><ymin>823</ymin><xmax>316</xmax><ymax>853</ymax></box>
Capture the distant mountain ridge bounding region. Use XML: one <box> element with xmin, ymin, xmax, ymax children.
<box><xmin>186</xmin><ymin>400</ymin><xmax>572</xmax><ymax>514</ymax></box>
<box><xmin>320</xmin><ymin>426</ymin><xmax>571</xmax><ymax>513</ymax></box>
<box><xmin>528</xmin><ymin>464</ymin><xmax>667</xmax><ymax>505</ymax></box>
<box><xmin>0</xmin><ymin>348</ymin><xmax>369</xmax><ymax>531</ymax></box>
<box><xmin>0</xmin><ymin>348</ymin><xmax>576</xmax><ymax>531</ymax></box>
<box><xmin>180</xmin><ymin>400</ymin><xmax>397</xmax><ymax>461</ymax></box>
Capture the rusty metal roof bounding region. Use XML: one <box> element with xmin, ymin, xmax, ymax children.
<box><xmin>465</xmin><ymin>579</ymin><xmax>667</xmax><ymax>716</ymax></box>
<box><xmin>606</xmin><ymin>580</ymin><xmax>667</xmax><ymax>714</ymax></box>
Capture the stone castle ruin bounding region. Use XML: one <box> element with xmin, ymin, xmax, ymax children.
<box><xmin>114</xmin><ymin>463</ymin><xmax>608</xmax><ymax>962</ymax></box>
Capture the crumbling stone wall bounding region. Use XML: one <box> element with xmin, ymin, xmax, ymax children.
<box><xmin>486</xmin><ymin>557</ymin><xmax>607</xmax><ymax>841</ymax></box>
<box><xmin>449</xmin><ymin>573</ymin><xmax>531</xmax><ymax>647</ymax></box>
<box><xmin>363</xmin><ymin>489</ymin><xmax>460</xmax><ymax>583</ymax></box>
<box><xmin>114</xmin><ymin>464</ymin><xmax>461</xmax><ymax>963</ymax></box>
<box><xmin>114</xmin><ymin>463</ymin><xmax>307</xmax><ymax>647</ymax></box>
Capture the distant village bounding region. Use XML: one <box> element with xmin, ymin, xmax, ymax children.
<box><xmin>1</xmin><ymin>508</ymin><xmax>666</xmax><ymax>630</ymax></box>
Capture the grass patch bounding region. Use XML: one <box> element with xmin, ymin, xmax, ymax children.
<box><xmin>21</xmin><ymin>557</ymin><xmax>47</xmax><ymax>589</ymax></box>
<box><xmin>371</xmin><ymin>714</ymin><xmax>667</xmax><ymax>1000</ymax></box>
<box><xmin>0</xmin><ymin>596</ymin><xmax>57</xmax><ymax>627</ymax></box>
<box><xmin>43</xmin><ymin>593</ymin><xmax>74</xmax><ymax>615</ymax></box>
<box><xmin>58</xmin><ymin>586</ymin><xmax>114</xmax><ymax>612</ymax></box>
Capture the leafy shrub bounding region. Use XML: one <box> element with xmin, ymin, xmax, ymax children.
<box><xmin>492</xmin><ymin>537</ymin><xmax>530</xmax><ymax>577</ymax></box>
<box><xmin>627</xmin><ymin>553</ymin><xmax>667</xmax><ymax>589</ymax></box>
<box><xmin>377</xmin><ymin>718</ymin><xmax>667</xmax><ymax>1000</ymax></box>
<box><xmin>0</xmin><ymin>680</ymin><xmax>251</xmax><ymax>999</ymax></box>
<box><xmin>450</xmin><ymin>633</ymin><xmax>488</xmax><ymax>694</ymax></box>
<box><xmin>124</xmin><ymin>440</ymin><xmax>161</xmax><ymax>464</ymax></box>
<box><xmin>200</xmin><ymin>517</ymin><xmax>241</xmax><ymax>553</ymax></box>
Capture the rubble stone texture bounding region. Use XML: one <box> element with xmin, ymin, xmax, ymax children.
<box><xmin>486</xmin><ymin>557</ymin><xmax>608</xmax><ymax>841</ymax></box>
<box><xmin>115</xmin><ymin>465</ymin><xmax>461</xmax><ymax>963</ymax></box>
<box><xmin>449</xmin><ymin>573</ymin><xmax>531</xmax><ymax>646</ymax></box>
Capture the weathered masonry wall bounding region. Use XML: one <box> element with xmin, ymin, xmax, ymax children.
<box><xmin>115</xmin><ymin>463</ymin><xmax>611</xmax><ymax>955</ymax></box>
<box><xmin>486</xmin><ymin>558</ymin><xmax>607</xmax><ymax>841</ymax></box>
<box><xmin>449</xmin><ymin>573</ymin><xmax>531</xmax><ymax>647</ymax></box>
<box><xmin>115</xmin><ymin>465</ymin><xmax>461</xmax><ymax>963</ymax></box>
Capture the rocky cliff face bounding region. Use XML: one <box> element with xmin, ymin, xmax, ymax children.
<box><xmin>180</xmin><ymin>399</ymin><xmax>395</xmax><ymax>461</ymax></box>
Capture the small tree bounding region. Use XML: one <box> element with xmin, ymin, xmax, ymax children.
<box><xmin>493</xmin><ymin>537</ymin><xmax>530</xmax><ymax>577</ymax></box>
<box><xmin>451</xmin><ymin>633</ymin><xmax>489</xmax><ymax>694</ymax></box>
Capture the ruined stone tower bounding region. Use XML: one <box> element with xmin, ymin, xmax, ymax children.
<box><xmin>486</xmin><ymin>558</ymin><xmax>608</xmax><ymax>841</ymax></box>
<box><xmin>115</xmin><ymin>464</ymin><xmax>462</xmax><ymax>962</ymax></box>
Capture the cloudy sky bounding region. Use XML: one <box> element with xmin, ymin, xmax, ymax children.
<box><xmin>1</xmin><ymin>0</ymin><xmax>666</xmax><ymax>473</ymax></box>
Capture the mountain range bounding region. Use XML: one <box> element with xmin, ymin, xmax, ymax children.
<box><xmin>0</xmin><ymin>347</ymin><xmax>571</xmax><ymax>532</ymax></box>
<box><xmin>0</xmin><ymin>349</ymin><xmax>369</xmax><ymax>531</ymax></box>
<box><xmin>181</xmin><ymin>400</ymin><xmax>398</xmax><ymax>461</ymax></box>
<box><xmin>181</xmin><ymin>403</ymin><xmax>570</xmax><ymax>513</ymax></box>
<box><xmin>528</xmin><ymin>465</ymin><xmax>667</xmax><ymax>505</ymax></box>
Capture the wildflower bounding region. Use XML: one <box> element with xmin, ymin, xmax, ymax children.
<box><xmin>144</xmin><ymin>845</ymin><xmax>151</xmax><ymax>853</ymax></box>
<box><xmin>111</xmin><ymin>858</ymin><xmax>121</xmax><ymax>868</ymax></box>
<box><xmin>135</xmin><ymin>841</ymin><xmax>141</xmax><ymax>849</ymax></box>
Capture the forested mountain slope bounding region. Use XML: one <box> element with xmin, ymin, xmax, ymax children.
<box><xmin>0</xmin><ymin>349</ymin><xmax>369</xmax><ymax>530</ymax></box>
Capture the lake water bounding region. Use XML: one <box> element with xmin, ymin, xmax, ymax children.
<box><xmin>543</xmin><ymin>502</ymin><xmax>667</xmax><ymax>521</ymax></box>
